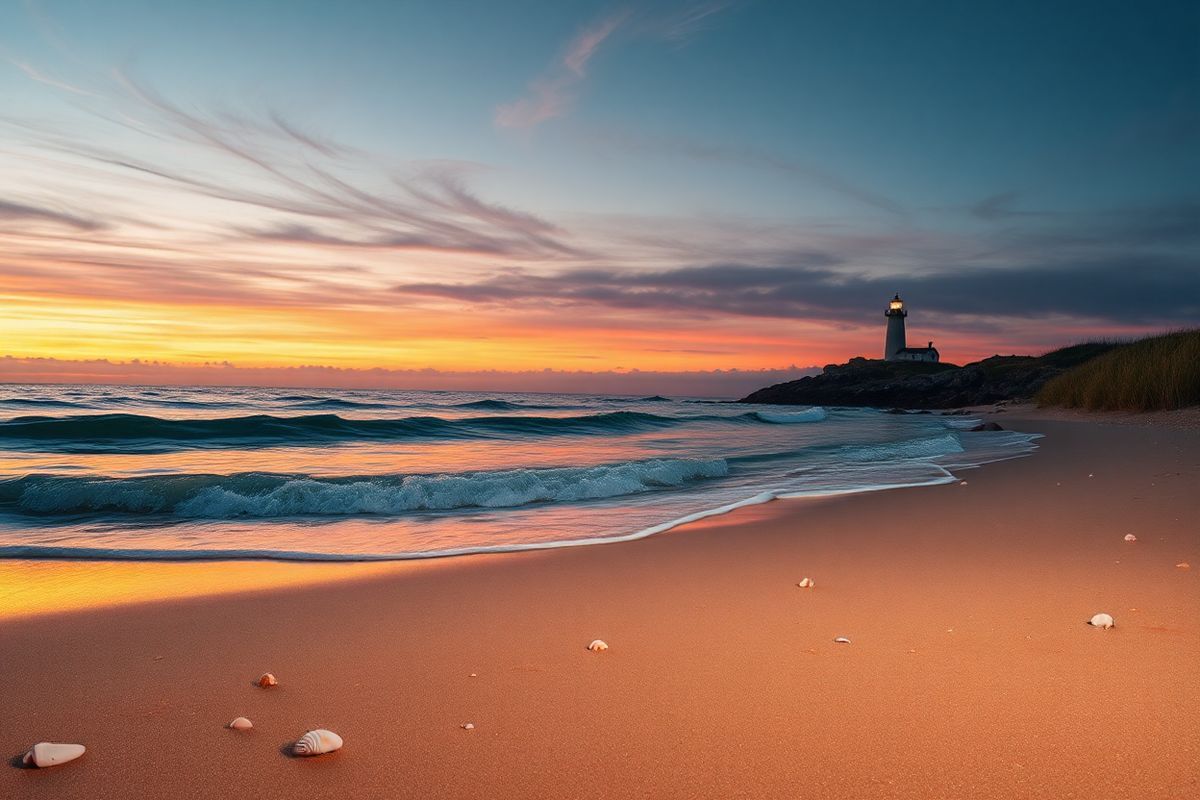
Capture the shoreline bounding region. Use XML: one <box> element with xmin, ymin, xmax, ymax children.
<box><xmin>2</xmin><ymin>409</ymin><xmax>1197</xmax><ymax>798</ymax></box>
<box><xmin>0</xmin><ymin>407</ymin><xmax>1050</xmax><ymax>620</ymax></box>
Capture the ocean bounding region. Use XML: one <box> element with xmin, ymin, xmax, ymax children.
<box><xmin>0</xmin><ymin>385</ymin><xmax>1039</xmax><ymax>561</ymax></box>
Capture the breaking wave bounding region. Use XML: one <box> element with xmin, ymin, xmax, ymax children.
<box><xmin>0</xmin><ymin>458</ymin><xmax>730</xmax><ymax>518</ymax></box>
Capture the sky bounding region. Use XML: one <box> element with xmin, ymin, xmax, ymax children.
<box><xmin>0</xmin><ymin>0</ymin><xmax>1196</xmax><ymax>395</ymax></box>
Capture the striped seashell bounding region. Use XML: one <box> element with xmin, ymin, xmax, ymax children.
<box><xmin>587</xmin><ymin>639</ymin><xmax>609</xmax><ymax>652</ymax></box>
<box><xmin>1088</xmin><ymin>613</ymin><xmax>1115</xmax><ymax>629</ymax></box>
<box><xmin>293</xmin><ymin>729</ymin><xmax>343</xmax><ymax>756</ymax></box>
<box><xmin>257</xmin><ymin>673</ymin><xmax>278</xmax><ymax>688</ymax></box>
<box><xmin>228</xmin><ymin>717</ymin><xmax>253</xmax><ymax>730</ymax></box>
<box><xmin>23</xmin><ymin>742</ymin><xmax>85</xmax><ymax>768</ymax></box>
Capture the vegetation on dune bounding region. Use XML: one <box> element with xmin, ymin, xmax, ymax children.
<box><xmin>1036</xmin><ymin>330</ymin><xmax>1200</xmax><ymax>412</ymax></box>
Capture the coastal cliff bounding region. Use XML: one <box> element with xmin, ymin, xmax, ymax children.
<box><xmin>739</xmin><ymin>344</ymin><xmax>1113</xmax><ymax>409</ymax></box>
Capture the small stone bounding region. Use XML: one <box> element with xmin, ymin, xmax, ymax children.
<box><xmin>1124</xmin><ymin>534</ymin><xmax>1137</xmax><ymax>542</ymax></box>
<box><xmin>1177</xmin><ymin>562</ymin><xmax>1191</xmax><ymax>570</ymax></box>
<box><xmin>796</xmin><ymin>577</ymin><xmax>814</xmax><ymax>589</ymax></box>
<box><xmin>257</xmin><ymin>672</ymin><xmax>278</xmax><ymax>688</ymax></box>
<box><xmin>834</xmin><ymin>637</ymin><xmax>851</xmax><ymax>644</ymax></box>
<box><xmin>461</xmin><ymin>723</ymin><xmax>475</xmax><ymax>730</ymax></box>
<box><xmin>469</xmin><ymin>673</ymin><xmax>477</xmax><ymax>678</ymax></box>
<box><xmin>228</xmin><ymin>717</ymin><xmax>253</xmax><ymax>730</ymax></box>
<box><xmin>1088</xmin><ymin>613</ymin><xmax>1115</xmax><ymax>629</ymax></box>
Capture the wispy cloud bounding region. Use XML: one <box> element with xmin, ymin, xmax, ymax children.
<box><xmin>2</xmin><ymin>55</ymin><xmax>97</xmax><ymax>96</ymax></box>
<box><xmin>579</xmin><ymin>127</ymin><xmax>907</xmax><ymax>215</ymax></box>
<box><xmin>647</xmin><ymin>1</ymin><xmax>738</xmax><ymax>45</ymax></box>
<box><xmin>0</xmin><ymin>198</ymin><xmax>105</xmax><ymax>230</ymax></box>
<box><xmin>495</xmin><ymin>11</ymin><xmax>629</xmax><ymax>129</ymax></box>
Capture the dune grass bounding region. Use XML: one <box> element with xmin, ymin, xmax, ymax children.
<box><xmin>1036</xmin><ymin>329</ymin><xmax>1200</xmax><ymax>411</ymax></box>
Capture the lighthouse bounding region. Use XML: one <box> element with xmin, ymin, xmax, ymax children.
<box><xmin>883</xmin><ymin>294</ymin><xmax>939</xmax><ymax>362</ymax></box>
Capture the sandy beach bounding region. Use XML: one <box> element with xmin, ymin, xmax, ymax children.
<box><xmin>2</xmin><ymin>409</ymin><xmax>1197</xmax><ymax>799</ymax></box>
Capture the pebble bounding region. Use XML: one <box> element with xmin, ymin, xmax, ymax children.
<box><xmin>228</xmin><ymin>717</ymin><xmax>253</xmax><ymax>730</ymax></box>
<box><xmin>834</xmin><ymin>637</ymin><xmax>851</xmax><ymax>644</ymax></box>
<box><xmin>1124</xmin><ymin>534</ymin><xmax>1137</xmax><ymax>542</ymax></box>
<box><xmin>1088</xmin><ymin>613</ymin><xmax>1115</xmax><ymax>629</ymax></box>
<box><xmin>257</xmin><ymin>672</ymin><xmax>278</xmax><ymax>688</ymax></box>
<box><xmin>461</xmin><ymin>723</ymin><xmax>475</xmax><ymax>730</ymax></box>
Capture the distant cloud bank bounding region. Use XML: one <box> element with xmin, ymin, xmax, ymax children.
<box><xmin>0</xmin><ymin>356</ymin><xmax>819</xmax><ymax>398</ymax></box>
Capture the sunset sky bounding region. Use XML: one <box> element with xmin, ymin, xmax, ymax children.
<box><xmin>1</xmin><ymin>0</ymin><xmax>1196</xmax><ymax>394</ymax></box>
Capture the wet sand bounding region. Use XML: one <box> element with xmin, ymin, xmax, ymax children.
<box><xmin>1</xmin><ymin>411</ymin><xmax>1197</xmax><ymax>798</ymax></box>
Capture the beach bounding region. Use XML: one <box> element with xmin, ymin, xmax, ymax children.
<box><xmin>2</xmin><ymin>409</ymin><xmax>1197</xmax><ymax>799</ymax></box>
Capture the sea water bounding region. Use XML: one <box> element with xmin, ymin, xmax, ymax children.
<box><xmin>0</xmin><ymin>385</ymin><xmax>1039</xmax><ymax>561</ymax></box>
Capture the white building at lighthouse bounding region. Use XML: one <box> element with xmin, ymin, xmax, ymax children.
<box><xmin>883</xmin><ymin>294</ymin><xmax>939</xmax><ymax>362</ymax></box>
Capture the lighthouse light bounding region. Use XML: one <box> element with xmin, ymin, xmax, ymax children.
<box><xmin>889</xmin><ymin>299</ymin><xmax>903</xmax><ymax>310</ymax></box>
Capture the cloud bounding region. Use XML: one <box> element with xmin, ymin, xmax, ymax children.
<box><xmin>579</xmin><ymin>128</ymin><xmax>907</xmax><ymax>215</ymax></box>
<box><xmin>2</xmin><ymin>54</ymin><xmax>97</xmax><ymax>96</ymax></box>
<box><xmin>2</xmin><ymin>67</ymin><xmax>583</xmax><ymax>262</ymax></box>
<box><xmin>495</xmin><ymin>12</ymin><xmax>629</xmax><ymax>129</ymax></box>
<box><xmin>0</xmin><ymin>354</ymin><xmax>817</xmax><ymax>397</ymax></box>
<box><xmin>644</xmin><ymin>1</ymin><xmax>739</xmax><ymax>45</ymax></box>
<box><xmin>0</xmin><ymin>198</ymin><xmax>105</xmax><ymax>230</ymax></box>
<box><xmin>394</xmin><ymin>203</ymin><xmax>1200</xmax><ymax>327</ymax></box>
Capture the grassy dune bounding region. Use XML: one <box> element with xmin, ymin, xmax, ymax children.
<box><xmin>1037</xmin><ymin>329</ymin><xmax>1200</xmax><ymax>411</ymax></box>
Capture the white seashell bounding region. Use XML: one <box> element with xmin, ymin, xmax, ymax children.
<box><xmin>797</xmin><ymin>577</ymin><xmax>814</xmax><ymax>588</ymax></box>
<box><xmin>228</xmin><ymin>717</ymin><xmax>253</xmax><ymax>730</ymax></box>
<box><xmin>22</xmin><ymin>742</ymin><xmax>85</xmax><ymax>768</ymax></box>
<box><xmin>587</xmin><ymin>639</ymin><xmax>609</xmax><ymax>652</ymax></box>
<box><xmin>257</xmin><ymin>673</ymin><xmax>278</xmax><ymax>688</ymax></box>
<box><xmin>1124</xmin><ymin>534</ymin><xmax>1137</xmax><ymax>542</ymax></box>
<box><xmin>461</xmin><ymin>723</ymin><xmax>475</xmax><ymax>730</ymax></box>
<box><xmin>293</xmin><ymin>729</ymin><xmax>343</xmax><ymax>756</ymax></box>
<box><xmin>834</xmin><ymin>637</ymin><xmax>851</xmax><ymax>644</ymax></box>
<box><xmin>1088</xmin><ymin>613</ymin><xmax>1115</xmax><ymax>629</ymax></box>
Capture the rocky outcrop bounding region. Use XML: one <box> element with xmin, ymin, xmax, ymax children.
<box><xmin>739</xmin><ymin>344</ymin><xmax>1116</xmax><ymax>409</ymax></box>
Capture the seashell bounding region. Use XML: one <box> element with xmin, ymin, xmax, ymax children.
<box><xmin>834</xmin><ymin>636</ymin><xmax>851</xmax><ymax>644</ymax></box>
<box><xmin>469</xmin><ymin>673</ymin><xmax>477</xmax><ymax>678</ymax></box>
<box><xmin>22</xmin><ymin>742</ymin><xmax>85</xmax><ymax>768</ymax></box>
<box><xmin>228</xmin><ymin>717</ymin><xmax>253</xmax><ymax>730</ymax></box>
<box><xmin>960</xmin><ymin>480</ymin><xmax>968</xmax><ymax>486</ymax></box>
<box><xmin>587</xmin><ymin>639</ymin><xmax>609</xmax><ymax>652</ymax></box>
<box><xmin>797</xmin><ymin>577</ymin><xmax>814</xmax><ymax>588</ymax></box>
<box><xmin>1088</xmin><ymin>613</ymin><xmax>1115</xmax><ymax>629</ymax></box>
<box><xmin>1177</xmin><ymin>562</ymin><xmax>1191</xmax><ymax>570</ymax></box>
<box><xmin>461</xmin><ymin>723</ymin><xmax>475</xmax><ymax>730</ymax></box>
<box><xmin>1124</xmin><ymin>534</ymin><xmax>1137</xmax><ymax>542</ymax></box>
<box><xmin>292</xmin><ymin>729</ymin><xmax>343</xmax><ymax>756</ymax></box>
<box><xmin>257</xmin><ymin>673</ymin><xmax>278</xmax><ymax>688</ymax></box>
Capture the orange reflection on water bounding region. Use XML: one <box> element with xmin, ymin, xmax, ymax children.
<box><xmin>0</xmin><ymin>559</ymin><xmax>419</xmax><ymax>621</ymax></box>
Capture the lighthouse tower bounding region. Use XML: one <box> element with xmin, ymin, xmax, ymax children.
<box><xmin>884</xmin><ymin>294</ymin><xmax>907</xmax><ymax>360</ymax></box>
<box><xmin>882</xmin><ymin>294</ymin><xmax>939</xmax><ymax>362</ymax></box>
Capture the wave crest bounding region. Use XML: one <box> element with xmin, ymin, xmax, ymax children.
<box><xmin>1</xmin><ymin>458</ymin><xmax>730</xmax><ymax>518</ymax></box>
